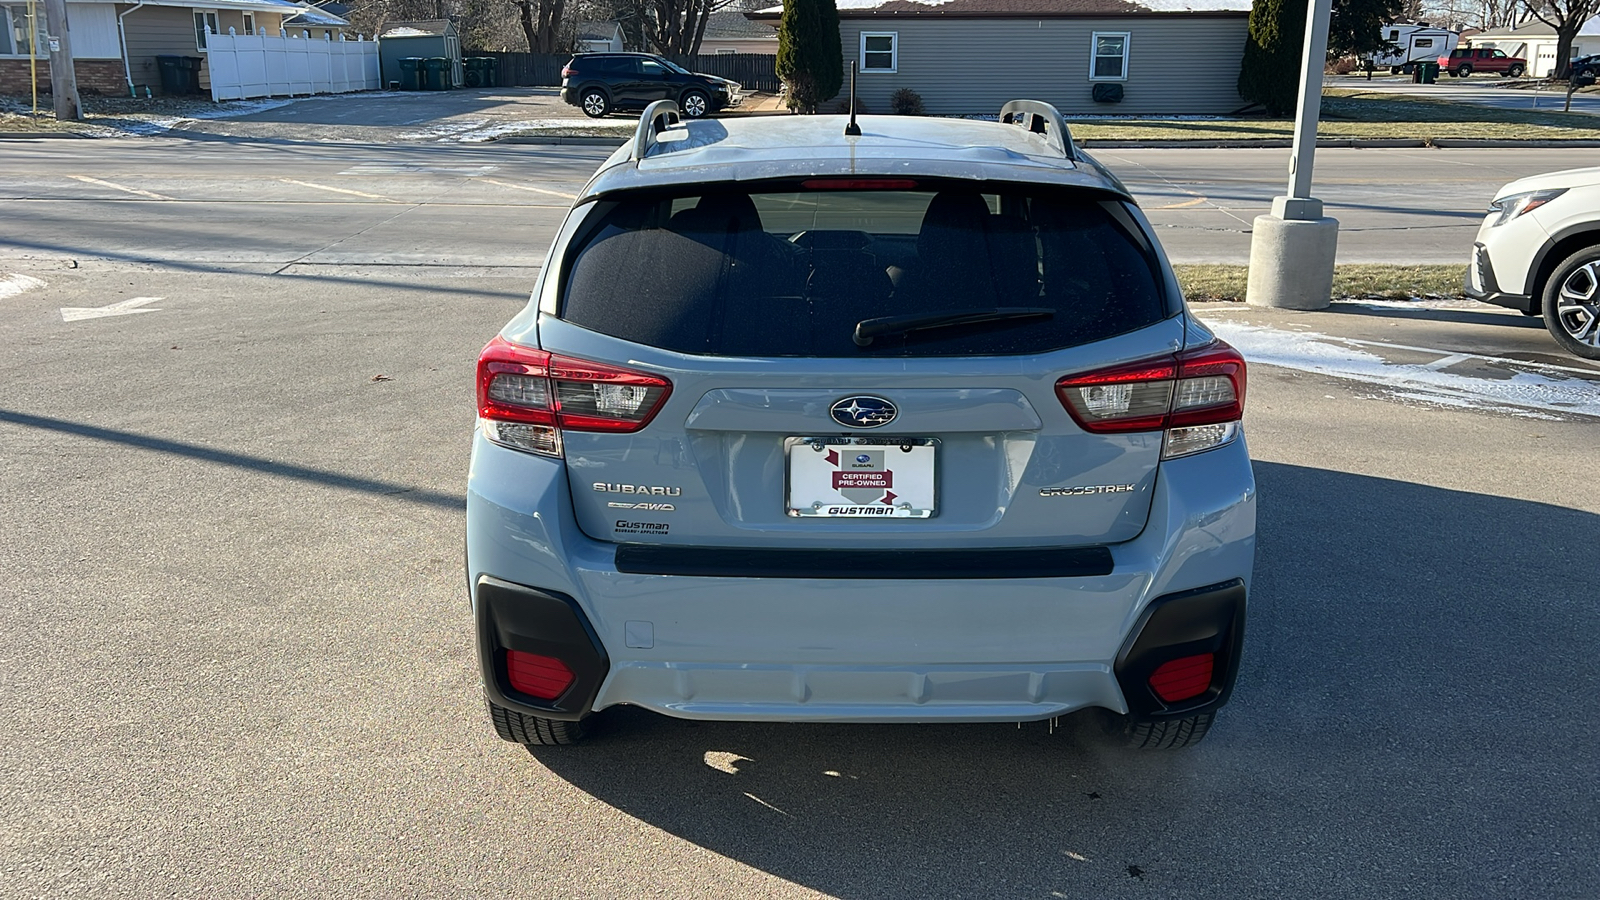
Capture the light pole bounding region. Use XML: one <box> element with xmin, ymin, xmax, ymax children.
<box><xmin>1246</xmin><ymin>0</ymin><xmax>1337</xmax><ymax>309</ymax></box>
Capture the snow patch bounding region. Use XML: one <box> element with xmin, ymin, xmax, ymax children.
<box><xmin>1206</xmin><ymin>320</ymin><xmax>1600</xmax><ymax>420</ymax></box>
<box><xmin>0</xmin><ymin>273</ymin><xmax>45</xmax><ymax>300</ymax></box>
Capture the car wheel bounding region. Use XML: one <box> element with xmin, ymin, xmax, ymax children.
<box><xmin>1541</xmin><ymin>246</ymin><xmax>1600</xmax><ymax>360</ymax></box>
<box><xmin>1390</xmin><ymin>65</ymin><xmax>1402</xmax><ymax>75</ymax></box>
<box><xmin>1102</xmin><ymin>711</ymin><xmax>1214</xmax><ymax>749</ymax></box>
<box><xmin>580</xmin><ymin>89</ymin><xmax>610</xmax><ymax>118</ymax></box>
<box><xmin>1455</xmin><ymin>64</ymin><xmax>1473</xmax><ymax>77</ymax></box>
<box><xmin>680</xmin><ymin>89</ymin><xmax>711</xmax><ymax>118</ymax></box>
<box><xmin>1507</xmin><ymin>64</ymin><xmax>1525</xmax><ymax>77</ymax></box>
<box><xmin>488</xmin><ymin>700</ymin><xmax>590</xmax><ymax>746</ymax></box>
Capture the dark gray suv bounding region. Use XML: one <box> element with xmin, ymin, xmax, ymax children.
<box><xmin>560</xmin><ymin>52</ymin><xmax>740</xmax><ymax>118</ymax></box>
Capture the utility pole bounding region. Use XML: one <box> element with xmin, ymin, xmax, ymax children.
<box><xmin>41</xmin><ymin>0</ymin><xmax>81</xmax><ymax>121</ymax></box>
<box><xmin>1245</xmin><ymin>0</ymin><xmax>1338</xmax><ymax>309</ymax></box>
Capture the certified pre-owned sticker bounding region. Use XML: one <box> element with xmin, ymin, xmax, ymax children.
<box><xmin>608</xmin><ymin>502</ymin><xmax>676</xmax><ymax>511</ymax></box>
<box><xmin>1040</xmin><ymin>484</ymin><xmax>1136</xmax><ymax>497</ymax></box>
<box><xmin>615</xmin><ymin>520</ymin><xmax>670</xmax><ymax>535</ymax></box>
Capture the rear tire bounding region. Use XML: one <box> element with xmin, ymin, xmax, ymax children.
<box><xmin>1455</xmin><ymin>64</ymin><xmax>1473</xmax><ymax>77</ymax></box>
<box><xmin>489</xmin><ymin>701</ymin><xmax>590</xmax><ymax>746</ymax></box>
<box><xmin>1540</xmin><ymin>245</ymin><xmax>1600</xmax><ymax>360</ymax></box>
<box><xmin>1507</xmin><ymin>64</ymin><xmax>1525</xmax><ymax>77</ymax></box>
<box><xmin>1105</xmin><ymin>711</ymin><xmax>1215</xmax><ymax>749</ymax></box>
<box><xmin>580</xmin><ymin>89</ymin><xmax>610</xmax><ymax>118</ymax></box>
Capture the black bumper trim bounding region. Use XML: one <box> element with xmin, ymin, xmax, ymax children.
<box><xmin>1114</xmin><ymin>578</ymin><xmax>1246</xmax><ymax>719</ymax></box>
<box><xmin>1464</xmin><ymin>241</ymin><xmax>1534</xmax><ymax>312</ymax></box>
<box><xmin>613</xmin><ymin>544</ymin><xmax>1116</xmax><ymax>579</ymax></box>
<box><xmin>476</xmin><ymin>576</ymin><xmax>609</xmax><ymax>721</ymax></box>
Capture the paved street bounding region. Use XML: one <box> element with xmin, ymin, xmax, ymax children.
<box><xmin>2</xmin><ymin>135</ymin><xmax>1598</xmax><ymax>898</ymax></box>
<box><xmin>4</xmin><ymin>137</ymin><xmax>1598</xmax><ymax>266</ymax></box>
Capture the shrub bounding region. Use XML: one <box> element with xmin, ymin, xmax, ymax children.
<box><xmin>777</xmin><ymin>0</ymin><xmax>843</xmax><ymax>114</ymax></box>
<box><xmin>890</xmin><ymin>87</ymin><xmax>924</xmax><ymax>115</ymax></box>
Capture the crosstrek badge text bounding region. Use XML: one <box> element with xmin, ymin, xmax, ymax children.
<box><xmin>1040</xmin><ymin>484</ymin><xmax>1136</xmax><ymax>496</ymax></box>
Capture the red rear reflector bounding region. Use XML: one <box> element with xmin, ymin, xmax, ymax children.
<box><xmin>801</xmin><ymin>178</ymin><xmax>919</xmax><ymax>190</ymax></box>
<box><xmin>1148</xmin><ymin>653</ymin><xmax>1214</xmax><ymax>703</ymax></box>
<box><xmin>506</xmin><ymin>650</ymin><xmax>576</xmax><ymax>700</ymax></box>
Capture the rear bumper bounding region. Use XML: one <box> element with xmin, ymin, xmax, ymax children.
<box><xmin>467</xmin><ymin>431</ymin><xmax>1255</xmax><ymax>723</ymax></box>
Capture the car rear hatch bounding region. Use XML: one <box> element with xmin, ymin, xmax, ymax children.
<box><xmin>482</xmin><ymin>180</ymin><xmax>1243</xmax><ymax>550</ymax></box>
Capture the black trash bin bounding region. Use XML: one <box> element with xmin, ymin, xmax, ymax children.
<box><xmin>464</xmin><ymin>57</ymin><xmax>484</xmax><ymax>88</ymax></box>
<box><xmin>424</xmin><ymin>57</ymin><xmax>449</xmax><ymax>90</ymax></box>
<box><xmin>156</xmin><ymin>55</ymin><xmax>201</xmax><ymax>95</ymax></box>
<box><xmin>1421</xmin><ymin>61</ymin><xmax>1439</xmax><ymax>84</ymax></box>
<box><xmin>481</xmin><ymin>57</ymin><xmax>498</xmax><ymax>88</ymax></box>
<box><xmin>398</xmin><ymin>57</ymin><xmax>423</xmax><ymax>91</ymax></box>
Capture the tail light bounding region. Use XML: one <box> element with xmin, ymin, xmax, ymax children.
<box><xmin>506</xmin><ymin>650</ymin><xmax>575</xmax><ymax>700</ymax></box>
<box><xmin>1148</xmin><ymin>653</ymin><xmax>1214</xmax><ymax>703</ymax></box>
<box><xmin>561</xmin><ymin>66</ymin><xmax>575</xmax><ymax>77</ymax></box>
<box><xmin>1056</xmin><ymin>340</ymin><xmax>1246</xmax><ymax>459</ymax></box>
<box><xmin>477</xmin><ymin>336</ymin><xmax>672</xmax><ymax>457</ymax></box>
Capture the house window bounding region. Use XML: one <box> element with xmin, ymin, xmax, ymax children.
<box><xmin>194</xmin><ymin>11</ymin><xmax>219</xmax><ymax>50</ymax></box>
<box><xmin>1389</xmin><ymin>29</ymin><xmax>1400</xmax><ymax>40</ymax></box>
<box><xmin>860</xmin><ymin>32</ymin><xmax>896</xmax><ymax>73</ymax></box>
<box><xmin>3</xmin><ymin>4</ymin><xmax>46</xmax><ymax>56</ymax></box>
<box><xmin>242</xmin><ymin>12</ymin><xmax>255</xmax><ymax>35</ymax></box>
<box><xmin>1090</xmin><ymin>32</ymin><xmax>1129</xmax><ymax>80</ymax></box>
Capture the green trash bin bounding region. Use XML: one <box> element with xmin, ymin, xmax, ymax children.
<box><xmin>464</xmin><ymin>57</ymin><xmax>485</xmax><ymax>88</ymax></box>
<box><xmin>424</xmin><ymin>57</ymin><xmax>450</xmax><ymax>90</ymax></box>
<box><xmin>398</xmin><ymin>57</ymin><xmax>423</xmax><ymax>91</ymax></box>
<box><xmin>1421</xmin><ymin>61</ymin><xmax>1439</xmax><ymax>84</ymax></box>
<box><xmin>481</xmin><ymin>57</ymin><xmax>498</xmax><ymax>88</ymax></box>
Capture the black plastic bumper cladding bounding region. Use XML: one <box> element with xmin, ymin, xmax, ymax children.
<box><xmin>476</xmin><ymin>576</ymin><xmax>609</xmax><ymax>721</ymax></box>
<box><xmin>1114</xmin><ymin>579</ymin><xmax>1246</xmax><ymax>719</ymax></box>
<box><xmin>614</xmin><ymin>545</ymin><xmax>1115</xmax><ymax>579</ymax></box>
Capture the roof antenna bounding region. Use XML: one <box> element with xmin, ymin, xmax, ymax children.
<box><xmin>845</xmin><ymin>60</ymin><xmax>861</xmax><ymax>136</ymax></box>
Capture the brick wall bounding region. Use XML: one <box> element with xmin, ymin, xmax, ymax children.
<box><xmin>0</xmin><ymin>59</ymin><xmax>130</xmax><ymax>96</ymax></box>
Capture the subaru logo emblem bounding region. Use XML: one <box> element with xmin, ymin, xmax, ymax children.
<box><xmin>855</xmin><ymin>454</ymin><xmax>872</xmax><ymax>464</ymax></box>
<box><xmin>830</xmin><ymin>396</ymin><xmax>897</xmax><ymax>429</ymax></box>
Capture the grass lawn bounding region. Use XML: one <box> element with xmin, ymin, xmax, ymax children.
<box><xmin>1177</xmin><ymin>264</ymin><xmax>1468</xmax><ymax>302</ymax></box>
<box><xmin>1068</xmin><ymin>85</ymin><xmax>1600</xmax><ymax>142</ymax></box>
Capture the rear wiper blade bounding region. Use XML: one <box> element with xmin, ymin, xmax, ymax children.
<box><xmin>853</xmin><ymin>307</ymin><xmax>1054</xmax><ymax>347</ymax></box>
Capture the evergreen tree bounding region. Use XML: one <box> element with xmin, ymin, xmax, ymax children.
<box><xmin>1238</xmin><ymin>0</ymin><xmax>1306</xmax><ymax>116</ymax></box>
<box><xmin>777</xmin><ymin>0</ymin><xmax>842</xmax><ymax>113</ymax></box>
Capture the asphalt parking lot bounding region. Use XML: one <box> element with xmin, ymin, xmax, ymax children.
<box><xmin>2</xmin><ymin>136</ymin><xmax>1597</xmax><ymax>898</ymax></box>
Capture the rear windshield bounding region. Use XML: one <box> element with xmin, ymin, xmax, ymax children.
<box><xmin>558</xmin><ymin>184</ymin><xmax>1169</xmax><ymax>357</ymax></box>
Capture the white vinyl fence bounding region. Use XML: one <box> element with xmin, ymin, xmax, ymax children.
<box><xmin>206</xmin><ymin>30</ymin><xmax>381</xmax><ymax>101</ymax></box>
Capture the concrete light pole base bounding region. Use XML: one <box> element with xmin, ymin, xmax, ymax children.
<box><xmin>1246</xmin><ymin>200</ymin><xmax>1339</xmax><ymax>310</ymax></box>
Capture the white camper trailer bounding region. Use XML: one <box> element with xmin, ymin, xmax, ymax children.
<box><xmin>1369</xmin><ymin>24</ymin><xmax>1460</xmax><ymax>73</ymax></box>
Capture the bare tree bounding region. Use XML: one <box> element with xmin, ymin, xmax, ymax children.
<box><xmin>514</xmin><ymin>0</ymin><xmax>569</xmax><ymax>51</ymax></box>
<box><xmin>1523</xmin><ymin>0</ymin><xmax>1600</xmax><ymax>76</ymax></box>
<box><xmin>634</xmin><ymin>0</ymin><xmax>733</xmax><ymax>55</ymax></box>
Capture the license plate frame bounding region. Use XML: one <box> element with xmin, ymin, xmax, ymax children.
<box><xmin>785</xmin><ymin>436</ymin><xmax>938</xmax><ymax>519</ymax></box>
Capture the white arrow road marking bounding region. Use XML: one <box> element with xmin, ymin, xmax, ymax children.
<box><xmin>1</xmin><ymin>273</ymin><xmax>46</xmax><ymax>300</ymax></box>
<box><xmin>477</xmin><ymin>178</ymin><xmax>577</xmax><ymax>200</ymax></box>
<box><xmin>61</xmin><ymin>297</ymin><xmax>163</xmax><ymax>322</ymax></box>
<box><xmin>66</xmin><ymin>175</ymin><xmax>173</xmax><ymax>201</ymax></box>
<box><xmin>279</xmin><ymin>179</ymin><xmax>398</xmax><ymax>202</ymax></box>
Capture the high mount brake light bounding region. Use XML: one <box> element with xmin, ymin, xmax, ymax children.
<box><xmin>1055</xmin><ymin>340</ymin><xmax>1246</xmax><ymax>459</ymax></box>
<box><xmin>800</xmin><ymin>179</ymin><xmax>920</xmax><ymax>190</ymax></box>
<box><xmin>477</xmin><ymin>336</ymin><xmax>672</xmax><ymax>457</ymax></box>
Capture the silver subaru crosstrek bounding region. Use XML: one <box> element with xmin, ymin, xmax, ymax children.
<box><xmin>467</xmin><ymin>101</ymin><xmax>1254</xmax><ymax>751</ymax></box>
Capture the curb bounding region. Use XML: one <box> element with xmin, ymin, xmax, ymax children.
<box><xmin>0</xmin><ymin>130</ymin><xmax>90</xmax><ymax>139</ymax></box>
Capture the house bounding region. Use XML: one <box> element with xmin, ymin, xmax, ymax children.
<box><xmin>574</xmin><ymin>21</ymin><xmax>624</xmax><ymax>53</ymax></box>
<box><xmin>1468</xmin><ymin>15</ymin><xmax>1600</xmax><ymax>75</ymax></box>
<box><xmin>0</xmin><ymin>0</ymin><xmax>354</xmax><ymax>96</ymax></box>
<box><xmin>284</xmin><ymin>1</ymin><xmax>354</xmax><ymax>40</ymax></box>
<box><xmin>698</xmin><ymin>10</ymin><xmax>778</xmax><ymax>55</ymax></box>
<box><xmin>746</xmin><ymin>0</ymin><xmax>1253</xmax><ymax>116</ymax></box>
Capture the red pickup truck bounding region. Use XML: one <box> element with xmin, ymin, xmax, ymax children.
<box><xmin>1438</xmin><ymin>47</ymin><xmax>1527</xmax><ymax>78</ymax></box>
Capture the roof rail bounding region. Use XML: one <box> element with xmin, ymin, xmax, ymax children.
<box><xmin>632</xmin><ymin>100</ymin><xmax>683</xmax><ymax>160</ymax></box>
<box><xmin>999</xmin><ymin>100</ymin><xmax>1077</xmax><ymax>160</ymax></box>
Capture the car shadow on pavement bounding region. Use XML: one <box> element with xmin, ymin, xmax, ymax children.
<box><xmin>1321</xmin><ymin>302</ymin><xmax>1548</xmax><ymax>330</ymax></box>
<box><xmin>524</xmin><ymin>461</ymin><xmax>1599</xmax><ymax>897</ymax></box>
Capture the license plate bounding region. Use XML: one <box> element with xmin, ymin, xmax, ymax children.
<box><xmin>786</xmin><ymin>437</ymin><xmax>937</xmax><ymax>518</ymax></box>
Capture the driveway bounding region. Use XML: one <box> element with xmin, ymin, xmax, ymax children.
<box><xmin>1332</xmin><ymin>74</ymin><xmax>1600</xmax><ymax>115</ymax></box>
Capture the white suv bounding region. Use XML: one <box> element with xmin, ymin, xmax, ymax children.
<box><xmin>1466</xmin><ymin>167</ymin><xmax>1600</xmax><ymax>359</ymax></box>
